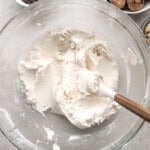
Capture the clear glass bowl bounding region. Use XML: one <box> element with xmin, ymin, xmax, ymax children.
<box><xmin>0</xmin><ymin>0</ymin><xmax>150</xmax><ymax>150</ymax></box>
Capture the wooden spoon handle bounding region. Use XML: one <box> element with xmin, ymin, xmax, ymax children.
<box><xmin>115</xmin><ymin>94</ymin><xmax>150</xmax><ymax>122</ymax></box>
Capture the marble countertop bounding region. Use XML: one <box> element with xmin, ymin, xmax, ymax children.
<box><xmin>0</xmin><ymin>1</ymin><xmax>149</xmax><ymax>150</ymax></box>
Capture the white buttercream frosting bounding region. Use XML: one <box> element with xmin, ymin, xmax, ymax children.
<box><xmin>18</xmin><ymin>29</ymin><xmax>119</xmax><ymax>129</ymax></box>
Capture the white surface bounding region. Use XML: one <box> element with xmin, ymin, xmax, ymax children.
<box><xmin>0</xmin><ymin>0</ymin><xmax>150</xmax><ymax>149</ymax></box>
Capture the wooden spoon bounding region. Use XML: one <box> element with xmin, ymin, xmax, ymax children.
<box><xmin>98</xmin><ymin>83</ymin><xmax>150</xmax><ymax>122</ymax></box>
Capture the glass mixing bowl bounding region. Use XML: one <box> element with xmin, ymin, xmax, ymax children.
<box><xmin>0</xmin><ymin>0</ymin><xmax>150</xmax><ymax>150</ymax></box>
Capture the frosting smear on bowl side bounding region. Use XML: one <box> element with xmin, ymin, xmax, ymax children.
<box><xmin>18</xmin><ymin>29</ymin><xmax>119</xmax><ymax>129</ymax></box>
